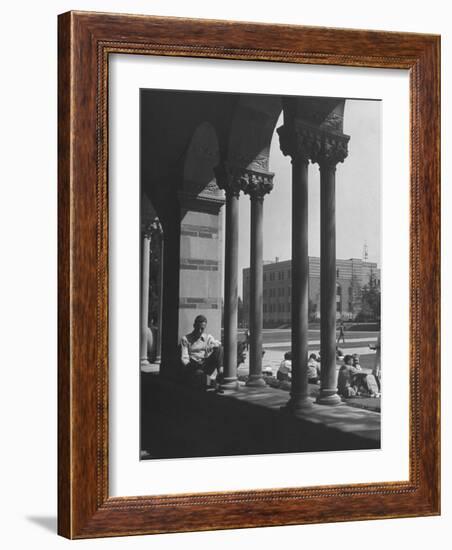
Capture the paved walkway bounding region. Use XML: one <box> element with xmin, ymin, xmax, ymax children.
<box><xmin>264</xmin><ymin>336</ymin><xmax>377</xmax><ymax>348</ymax></box>
<box><xmin>222</xmin><ymin>383</ymin><xmax>381</xmax><ymax>443</ymax></box>
<box><xmin>141</xmin><ymin>373</ymin><xmax>381</xmax><ymax>459</ymax></box>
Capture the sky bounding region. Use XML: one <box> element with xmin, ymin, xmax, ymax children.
<box><xmin>237</xmin><ymin>99</ymin><xmax>381</xmax><ymax>296</ymax></box>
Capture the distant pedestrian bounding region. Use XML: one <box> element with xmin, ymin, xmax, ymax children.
<box><xmin>337</xmin><ymin>320</ymin><xmax>346</xmax><ymax>344</ymax></box>
<box><xmin>244</xmin><ymin>328</ymin><xmax>250</xmax><ymax>351</ymax></box>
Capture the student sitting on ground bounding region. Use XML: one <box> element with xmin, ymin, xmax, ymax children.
<box><xmin>351</xmin><ymin>352</ymin><xmax>379</xmax><ymax>397</ymax></box>
<box><xmin>277</xmin><ymin>351</ymin><xmax>292</xmax><ymax>382</ymax></box>
<box><xmin>337</xmin><ymin>355</ymin><xmax>359</xmax><ymax>397</ymax></box>
<box><xmin>352</xmin><ymin>353</ymin><xmax>362</xmax><ymax>371</ymax></box>
<box><xmin>353</xmin><ymin>372</ymin><xmax>380</xmax><ymax>398</ymax></box>
<box><xmin>307</xmin><ymin>353</ymin><xmax>321</xmax><ymax>384</ymax></box>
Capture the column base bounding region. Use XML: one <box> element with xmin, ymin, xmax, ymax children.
<box><xmin>219</xmin><ymin>377</ymin><xmax>240</xmax><ymax>393</ymax></box>
<box><xmin>281</xmin><ymin>393</ymin><xmax>313</xmax><ymax>416</ymax></box>
<box><xmin>246</xmin><ymin>375</ymin><xmax>267</xmax><ymax>387</ymax></box>
<box><xmin>316</xmin><ymin>388</ymin><xmax>343</xmax><ymax>406</ymax></box>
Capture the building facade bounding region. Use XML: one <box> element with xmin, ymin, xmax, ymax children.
<box><xmin>242</xmin><ymin>257</ymin><xmax>380</xmax><ymax>327</ymax></box>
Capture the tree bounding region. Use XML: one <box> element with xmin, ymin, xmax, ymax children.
<box><xmin>358</xmin><ymin>272</ymin><xmax>381</xmax><ymax>321</ymax></box>
<box><xmin>237</xmin><ymin>296</ymin><xmax>245</xmax><ymax>327</ymax></box>
<box><xmin>309</xmin><ymin>298</ymin><xmax>317</xmax><ymax>322</ymax></box>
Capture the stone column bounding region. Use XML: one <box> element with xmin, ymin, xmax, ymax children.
<box><xmin>141</xmin><ymin>218</ymin><xmax>163</xmax><ymax>369</ymax></box>
<box><xmin>313</xmin><ymin>134</ymin><xmax>349</xmax><ymax>405</ymax></box>
<box><xmin>277</xmin><ymin>124</ymin><xmax>315</xmax><ymax>412</ymax></box>
<box><xmin>214</xmin><ymin>162</ymin><xmax>243</xmax><ymax>390</ymax></box>
<box><xmin>243</xmin><ymin>170</ymin><xmax>274</xmax><ymax>387</ymax></box>
<box><xmin>140</xmin><ymin>226</ymin><xmax>152</xmax><ymax>369</ymax></box>
<box><xmin>155</xmin><ymin>232</ymin><xmax>164</xmax><ymax>364</ymax></box>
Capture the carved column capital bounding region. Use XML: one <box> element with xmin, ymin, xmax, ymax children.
<box><xmin>277</xmin><ymin>122</ymin><xmax>317</xmax><ymax>163</ymax></box>
<box><xmin>214</xmin><ymin>161</ymin><xmax>243</xmax><ymax>197</ymax></box>
<box><xmin>241</xmin><ymin>169</ymin><xmax>274</xmax><ymax>200</ymax></box>
<box><xmin>214</xmin><ymin>162</ymin><xmax>274</xmax><ymax>199</ymax></box>
<box><xmin>277</xmin><ymin>121</ymin><xmax>350</xmax><ymax>169</ymax></box>
<box><xmin>142</xmin><ymin>217</ymin><xmax>163</xmax><ymax>239</ymax></box>
<box><xmin>311</xmin><ymin>131</ymin><xmax>350</xmax><ymax>170</ymax></box>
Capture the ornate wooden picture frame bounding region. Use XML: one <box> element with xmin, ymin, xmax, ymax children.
<box><xmin>58</xmin><ymin>11</ymin><xmax>440</xmax><ymax>539</ymax></box>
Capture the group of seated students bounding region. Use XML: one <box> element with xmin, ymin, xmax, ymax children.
<box><xmin>277</xmin><ymin>352</ymin><xmax>321</xmax><ymax>384</ymax></box>
<box><xmin>277</xmin><ymin>350</ymin><xmax>381</xmax><ymax>398</ymax></box>
<box><xmin>180</xmin><ymin>315</ymin><xmax>380</xmax><ymax>398</ymax></box>
<box><xmin>337</xmin><ymin>354</ymin><xmax>380</xmax><ymax>398</ymax></box>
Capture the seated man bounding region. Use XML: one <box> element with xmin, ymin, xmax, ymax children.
<box><xmin>180</xmin><ymin>315</ymin><xmax>223</xmax><ymax>387</ymax></box>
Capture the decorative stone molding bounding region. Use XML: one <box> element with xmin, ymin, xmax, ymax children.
<box><xmin>277</xmin><ymin>121</ymin><xmax>350</xmax><ymax>167</ymax></box>
<box><xmin>321</xmin><ymin>111</ymin><xmax>344</xmax><ymax>133</ymax></box>
<box><xmin>202</xmin><ymin>179</ymin><xmax>223</xmax><ymax>196</ymax></box>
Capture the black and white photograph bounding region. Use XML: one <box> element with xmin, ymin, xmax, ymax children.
<box><xmin>139</xmin><ymin>89</ymin><xmax>382</xmax><ymax>459</ymax></box>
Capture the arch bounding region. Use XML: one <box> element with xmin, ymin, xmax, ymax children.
<box><xmin>226</xmin><ymin>94</ymin><xmax>283</xmax><ymax>171</ymax></box>
<box><xmin>182</xmin><ymin>121</ymin><xmax>222</xmax><ymax>202</ymax></box>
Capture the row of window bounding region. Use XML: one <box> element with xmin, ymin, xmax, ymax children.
<box><xmin>264</xmin><ymin>303</ymin><xmax>291</xmax><ymax>313</ymax></box>
<box><xmin>262</xmin><ymin>268</ymin><xmax>365</xmax><ymax>281</ymax></box>
<box><xmin>263</xmin><ymin>270</ymin><xmax>291</xmax><ymax>282</ymax></box>
<box><xmin>263</xmin><ymin>287</ymin><xmax>291</xmax><ymax>298</ymax></box>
